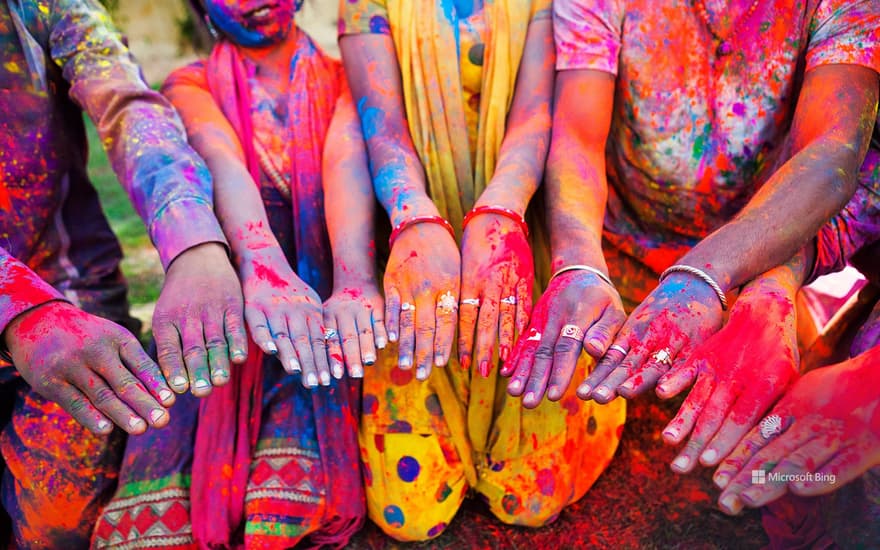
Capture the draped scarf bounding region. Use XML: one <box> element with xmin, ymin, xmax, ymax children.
<box><xmin>189</xmin><ymin>30</ymin><xmax>361</xmax><ymax>548</ymax></box>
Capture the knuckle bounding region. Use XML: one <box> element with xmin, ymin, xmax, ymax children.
<box><xmin>182</xmin><ymin>345</ymin><xmax>207</xmax><ymax>361</ymax></box>
<box><xmin>534</xmin><ymin>346</ymin><xmax>555</xmax><ymax>361</ymax></box>
<box><xmin>553</xmin><ymin>339</ymin><xmax>577</xmax><ymax>354</ymax></box>
<box><xmin>92</xmin><ymin>387</ymin><xmax>117</xmax><ymax>407</ymax></box>
<box><xmin>204</xmin><ymin>337</ymin><xmax>228</xmax><ymax>350</ymax></box>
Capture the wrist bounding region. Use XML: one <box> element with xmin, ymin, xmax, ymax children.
<box><xmin>4</xmin><ymin>300</ymin><xmax>75</xmax><ymax>350</ymax></box>
<box><xmin>168</xmin><ymin>241</ymin><xmax>229</xmax><ymax>273</ymax></box>
<box><xmin>387</xmin><ymin>194</ymin><xmax>440</xmax><ymax>228</ymax></box>
<box><xmin>474</xmin><ymin>182</ymin><xmax>533</xmax><ymax>217</ymax></box>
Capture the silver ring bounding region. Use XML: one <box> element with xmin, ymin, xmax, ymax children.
<box><xmin>651</xmin><ymin>348</ymin><xmax>673</xmax><ymax>367</ymax></box>
<box><xmin>526</xmin><ymin>328</ymin><xmax>542</xmax><ymax>341</ymax></box>
<box><xmin>500</xmin><ymin>296</ymin><xmax>517</xmax><ymax>305</ymax></box>
<box><xmin>461</xmin><ymin>298</ymin><xmax>481</xmax><ymax>307</ymax></box>
<box><xmin>436</xmin><ymin>291</ymin><xmax>457</xmax><ymax>314</ymax></box>
<box><xmin>323</xmin><ymin>328</ymin><xmax>338</xmax><ymax>340</ymax></box>
<box><xmin>401</xmin><ymin>302</ymin><xmax>415</xmax><ymax>312</ymax></box>
<box><xmin>608</xmin><ymin>344</ymin><xmax>629</xmax><ymax>355</ymax></box>
<box><xmin>759</xmin><ymin>414</ymin><xmax>784</xmax><ymax>440</ymax></box>
<box><xmin>560</xmin><ymin>324</ymin><xmax>585</xmax><ymax>341</ymax></box>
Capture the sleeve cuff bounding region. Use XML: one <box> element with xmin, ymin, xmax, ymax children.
<box><xmin>148</xmin><ymin>198</ymin><xmax>229</xmax><ymax>271</ymax></box>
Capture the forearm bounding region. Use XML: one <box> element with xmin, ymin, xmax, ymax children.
<box><xmin>0</xmin><ymin>248</ymin><xmax>67</xmax><ymax>348</ymax></box>
<box><xmin>339</xmin><ymin>35</ymin><xmax>438</xmax><ymax>226</ymax></box>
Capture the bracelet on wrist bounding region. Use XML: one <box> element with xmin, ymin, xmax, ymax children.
<box><xmin>388</xmin><ymin>215</ymin><xmax>455</xmax><ymax>248</ymax></box>
<box><xmin>462</xmin><ymin>205</ymin><xmax>529</xmax><ymax>237</ymax></box>
<box><xmin>550</xmin><ymin>264</ymin><xmax>614</xmax><ymax>287</ymax></box>
<box><xmin>660</xmin><ymin>264</ymin><xmax>729</xmax><ymax>311</ymax></box>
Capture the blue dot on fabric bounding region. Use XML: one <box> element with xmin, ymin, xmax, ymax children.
<box><xmin>397</xmin><ymin>455</ymin><xmax>421</xmax><ymax>482</ymax></box>
<box><xmin>384</xmin><ymin>504</ymin><xmax>405</xmax><ymax>528</ymax></box>
<box><xmin>369</xmin><ymin>15</ymin><xmax>390</xmax><ymax>34</ymax></box>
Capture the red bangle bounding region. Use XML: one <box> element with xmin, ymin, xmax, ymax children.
<box><xmin>388</xmin><ymin>215</ymin><xmax>455</xmax><ymax>248</ymax></box>
<box><xmin>462</xmin><ymin>205</ymin><xmax>529</xmax><ymax>238</ymax></box>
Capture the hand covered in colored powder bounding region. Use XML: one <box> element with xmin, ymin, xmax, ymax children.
<box><xmin>384</xmin><ymin>223</ymin><xmax>460</xmax><ymax>381</ymax></box>
<box><xmin>323</xmin><ymin>281</ymin><xmax>387</xmax><ymax>379</ymax></box>
<box><xmin>152</xmin><ymin>242</ymin><xmax>248</xmax><ymax>397</ymax></box>
<box><xmin>6</xmin><ymin>301</ymin><xmax>174</xmax><ymax>435</ymax></box>
<box><xmin>851</xmin><ymin>298</ymin><xmax>880</xmax><ymax>357</ymax></box>
<box><xmin>713</xmin><ymin>345</ymin><xmax>880</xmax><ymax>515</ymax></box>
<box><xmin>459</xmin><ymin>212</ymin><xmax>534</xmax><ymax>377</ymax></box>
<box><xmin>660</xmin><ymin>289</ymin><xmax>799</xmax><ymax>474</ymax></box>
<box><xmin>504</xmin><ymin>269</ymin><xmax>626</xmax><ymax>408</ymax></box>
<box><xmin>583</xmin><ymin>272</ymin><xmax>724</xmax><ymax>403</ymax></box>
<box><xmin>239</xmin><ymin>246</ymin><xmax>330</xmax><ymax>389</ymax></box>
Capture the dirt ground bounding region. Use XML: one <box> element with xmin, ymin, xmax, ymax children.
<box><xmin>116</xmin><ymin>0</ymin><xmax>339</xmax><ymax>85</ymax></box>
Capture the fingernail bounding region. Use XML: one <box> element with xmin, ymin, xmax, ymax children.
<box><xmin>548</xmin><ymin>387</ymin><xmax>561</xmax><ymax>400</ymax></box>
<box><xmin>171</xmin><ymin>376</ymin><xmax>187</xmax><ymax>389</ymax></box>
<box><xmin>479</xmin><ymin>360</ymin><xmax>490</xmax><ymax>378</ymax></box>
<box><xmin>656</xmin><ymin>384</ymin><xmax>668</xmax><ymax>395</ymax></box>
<box><xmin>594</xmin><ymin>386</ymin><xmax>610</xmax><ymax>399</ymax></box>
<box><xmin>663</xmin><ymin>428</ymin><xmax>679</xmax><ymax>440</ymax></box>
<box><xmin>399</xmin><ymin>356</ymin><xmax>412</xmax><ymax>368</ymax></box>
<box><xmin>578</xmin><ymin>384</ymin><xmax>592</xmax><ymax>397</ymax></box>
<box><xmin>461</xmin><ymin>356</ymin><xmax>471</xmax><ymax>371</ymax></box>
<box><xmin>740</xmin><ymin>489</ymin><xmax>759</xmax><ymax>504</ymax></box>
<box><xmin>288</xmin><ymin>358</ymin><xmax>301</xmax><ymax>373</ymax></box>
<box><xmin>128</xmin><ymin>416</ymin><xmax>146</xmax><ymax>431</ymax></box>
<box><xmin>416</xmin><ymin>367</ymin><xmax>427</xmax><ymax>380</ymax></box>
<box><xmin>194</xmin><ymin>379</ymin><xmax>211</xmax><ymax>391</ymax></box>
<box><xmin>434</xmin><ymin>355</ymin><xmax>445</xmax><ymax>367</ymax></box>
<box><xmin>364</xmin><ymin>353</ymin><xmax>376</xmax><ymax>365</ymax></box>
<box><xmin>320</xmin><ymin>371</ymin><xmax>331</xmax><ymax>386</ymax></box>
<box><xmin>265</xmin><ymin>341</ymin><xmax>278</xmax><ymax>354</ymax></box>
<box><xmin>388</xmin><ymin>332</ymin><xmax>398</xmax><ymax>343</ymax></box>
<box><xmin>588</xmin><ymin>338</ymin><xmax>604</xmax><ymax>351</ymax></box>
<box><xmin>524</xmin><ymin>391</ymin><xmax>536</xmax><ymax>404</ymax></box>
<box><xmin>720</xmin><ymin>494</ymin><xmax>741</xmax><ymax>514</ymax></box>
<box><xmin>701</xmin><ymin>449</ymin><xmax>718</xmax><ymax>464</ymax></box>
<box><xmin>714</xmin><ymin>473</ymin><xmax>730</xmax><ymax>489</ymax></box>
<box><xmin>620</xmin><ymin>381</ymin><xmax>634</xmax><ymax>392</ymax></box>
<box><xmin>351</xmin><ymin>365</ymin><xmax>364</xmax><ymax>378</ymax></box>
<box><xmin>499</xmin><ymin>346</ymin><xmax>509</xmax><ymax>362</ymax></box>
<box><xmin>332</xmin><ymin>364</ymin><xmax>344</xmax><ymax>379</ymax></box>
<box><xmin>149</xmin><ymin>409</ymin><xmax>166</xmax><ymax>424</ymax></box>
<box><xmin>97</xmin><ymin>419</ymin><xmax>112</xmax><ymax>432</ymax></box>
<box><xmin>159</xmin><ymin>389</ymin><xmax>174</xmax><ymax>402</ymax></box>
<box><xmin>232</xmin><ymin>349</ymin><xmax>247</xmax><ymax>361</ymax></box>
<box><xmin>376</xmin><ymin>337</ymin><xmax>387</xmax><ymax>350</ymax></box>
<box><xmin>306</xmin><ymin>373</ymin><xmax>318</xmax><ymax>387</ymax></box>
<box><xmin>509</xmin><ymin>379</ymin><xmax>522</xmax><ymax>392</ymax></box>
<box><xmin>672</xmin><ymin>455</ymin><xmax>690</xmax><ymax>471</ymax></box>
<box><xmin>212</xmin><ymin>369</ymin><xmax>228</xmax><ymax>383</ymax></box>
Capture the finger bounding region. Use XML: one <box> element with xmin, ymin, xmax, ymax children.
<box><xmin>514</xmin><ymin>277</ymin><xmax>532</xmax><ymax>338</ymax></box>
<box><xmin>356</xmin><ymin>308</ymin><xmax>377</xmax><ymax>369</ymax></box>
<box><xmin>117</xmin><ymin>335</ymin><xmax>174</xmax><ymax>407</ymax></box>
<box><xmin>397</xmin><ymin>296</ymin><xmax>416</xmax><ymax>371</ymax></box>
<box><xmin>413</xmin><ymin>296</ymin><xmax>435</xmax><ymax>380</ymax></box>
<box><xmin>291</xmin><ymin>316</ymin><xmax>319</xmax><ymax>388</ymax></box>
<box><xmin>371</xmin><ymin>307</ymin><xmax>389</xmax><ymax>351</ymax></box>
<box><xmin>152</xmin><ymin>320</ymin><xmax>188</xmax><ymax>393</ymax></box>
<box><xmin>474</xmin><ymin>287</ymin><xmax>501</xmax><ymax>378</ymax></box>
<box><xmin>384</xmin><ymin>286</ymin><xmax>401</xmax><ymax>344</ymax></box>
<box><xmin>69</xmin><ymin>368</ymin><xmax>147</xmax><ymax>435</ymax></box>
<box><xmin>338</xmin><ymin>313</ymin><xmax>361</xmax><ymax>380</ymax></box>
<box><xmin>457</xmin><ymin>291</ymin><xmax>480</xmax><ymax>369</ymax></box>
<box><xmin>223</xmin><ymin>301</ymin><xmax>249</xmax><ymax>364</ymax></box>
<box><xmin>321</xmin><ymin>314</ymin><xmax>343</xmax><ymax>378</ymax></box>
<box><xmin>267</xmin><ymin>313</ymin><xmax>297</xmax><ymax>375</ymax></box>
<box><xmin>662</xmin><ymin>368</ymin><xmax>715</xmax><ymax>444</ymax></box>
<box><xmin>656</xmin><ymin>359</ymin><xmax>700</xmax><ymax>399</ymax></box>
<box><xmin>53</xmin><ymin>385</ymin><xmax>113</xmax><ymax>435</ymax></box>
<box><xmin>618</xmin><ymin>339</ymin><xmax>685</xmax><ymax>399</ymax></box>
<box><xmin>497</xmin><ymin>289</ymin><xmax>517</xmax><ymax>364</ymax></box>
<box><xmin>713</xmin><ymin>424</ymin><xmax>770</xmax><ymax>491</ymax></box>
<box><xmin>97</xmin><ymin>357</ymin><xmax>169</xmax><ymax>430</ymax></box>
<box><xmin>701</xmin><ymin>386</ymin><xmax>781</xmax><ymax>466</ymax></box>
<box><xmin>545</xmin><ymin>322</ymin><xmax>586</xmax><ymax>402</ymax></box>
<box><xmin>670</xmin><ymin>383</ymin><xmax>735</xmax><ymax>474</ymax></box>
<box><xmin>582</xmin><ymin>306</ymin><xmax>625</xmax><ymax>358</ymax></box>
<box><xmin>180</xmin><ymin>316</ymin><xmax>212</xmax><ymax>397</ymax></box>
<box><xmin>741</xmin><ymin>438</ymin><xmax>840</xmax><ymax>506</ymax></box>
<box><xmin>503</xmin><ymin>323</ymin><xmax>538</xmax><ymax>379</ymax></box>
<box><xmin>521</xmin><ymin>315</ymin><xmax>565</xmax><ymax>408</ymax></box>
<box><xmin>203</xmin><ymin>309</ymin><xmax>232</xmax><ymax>386</ymax></box>
<box><xmin>578</xmin><ymin>342</ymin><xmax>627</xmax><ymax>401</ymax></box>
<box><xmin>433</xmin><ymin>293</ymin><xmax>457</xmax><ymax>369</ymax></box>
<box><xmin>308</xmin><ymin>315</ymin><xmax>332</xmax><ymax>387</ymax></box>
<box><xmin>245</xmin><ymin>307</ymin><xmax>278</xmax><ymax>356</ymax></box>
<box><xmin>790</xmin><ymin>445</ymin><xmax>864</xmax><ymax>497</ymax></box>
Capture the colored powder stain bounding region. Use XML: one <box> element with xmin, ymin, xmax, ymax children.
<box><xmin>374</xmin><ymin>434</ymin><xmax>385</xmax><ymax>453</ymax></box>
<box><xmin>363</xmin><ymin>393</ymin><xmax>379</xmax><ymax>414</ymax></box>
<box><xmin>587</xmin><ymin>415</ymin><xmax>598</xmax><ymax>435</ymax></box>
<box><xmin>425</xmin><ymin>393</ymin><xmax>443</xmax><ymax>416</ymax></box>
<box><xmin>692</xmin><ymin>124</ymin><xmax>711</xmax><ymax>161</ymax></box>
<box><xmin>362</xmin><ymin>461</ymin><xmax>373</xmax><ymax>487</ymax></box>
<box><xmin>252</xmin><ymin>262</ymin><xmax>287</xmax><ymax>289</ymax></box>
<box><xmin>383</xmin><ymin>505</ymin><xmax>405</xmax><ymax>528</ymax></box>
<box><xmin>397</xmin><ymin>456</ymin><xmax>420</xmax><ymax>482</ymax></box>
<box><xmin>435</xmin><ymin>481</ymin><xmax>453</xmax><ymax>503</ymax></box>
<box><xmin>489</xmin><ymin>459</ymin><xmax>505</xmax><ymax>472</ymax></box>
<box><xmin>388</xmin><ymin>420</ymin><xmax>412</xmax><ymax>433</ymax></box>
<box><xmin>536</xmin><ymin>468</ymin><xmax>555</xmax><ymax>497</ymax></box>
<box><xmin>501</xmin><ymin>493</ymin><xmax>521</xmax><ymax>515</ymax></box>
<box><xmin>732</xmin><ymin>102</ymin><xmax>746</xmax><ymax>116</ymax></box>
<box><xmin>390</xmin><ymin>367</ymin><xmax>413</xmax><ymax>386</ymax></box>
<box><xmin>561</xmin><ymin>397</ymin><xmax>579</xmax><ymax>416</ymax></box>
<box><xmin>359</xmin><ymin>105</ymin><xmax>384</xmax><ymax>140</ymax></box>
<box><xmin>427</xmin><ymin>522</ymin><xmax>447</xmax><ymax>538</ymax></box>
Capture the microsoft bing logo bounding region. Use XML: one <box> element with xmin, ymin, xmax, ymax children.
<box><xmin>751</xmin><ymin>470</ymin><xmax>766</xmax><ymax>485</ymax></box>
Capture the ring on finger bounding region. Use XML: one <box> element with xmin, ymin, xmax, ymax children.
<box><xmin>461</xmin><ymin>298</ymin><xmax>481</xmax><ymax>307</ymax></box>
<box><xmin>272</xmin><ymin>332</ymin><xmax>289</xmax><ymax>340</ymax></box>
<box><xmin>500</xmin><ymin>296</ymin><xmax>517</xmax><ymax>305</ymax></box>
<box><xmin>436</xmin><ymin>291</ymin><xmax>458</xmax><ymax>314</ymax></box>
<box><xmin>401</xmin><ymin>302</ymin><xmax>415</xmax><ymax>312</ymax></box>
<box><xmin>526</xmin><ymin>327</ymin><xmax>542</xmax><ymax>341</ymax></box>
<box><xmin>560</xmin><ymin>324</ymin><xmax>585</xmax><ymax>341</ymax></box>
<box><xmin>608</xmin><ymin>344</ymin><xmax>629</xmax><ymax>355</ymax></box>
<box><xmin>651</xmin><ymin>347</ymin><xmax>673</xmax><ymax>367</ymax></box>
<box><xmin>759</xmin><ymin>414</ymin><xmax>784</xmax><ymax>440</ymax></box>
<box><xmin>323</xmin><ymin>328</ymin><xmax>338</xmax><ymax>341</ymax></box>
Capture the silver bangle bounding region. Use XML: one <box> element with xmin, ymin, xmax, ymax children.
<box><xmin>660</xmin><ymin>265</ymin><xmax>728</xmax><ymax>311</ymax></box>
<box><xmin>551</xmin><ymin>264</ymin><xmax>614</xmax><ymax>288</ymax></box>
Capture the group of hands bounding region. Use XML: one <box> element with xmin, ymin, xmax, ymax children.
<box><xmin>6</xmin><ymin>213</ymin><xmax>879</xmax><ymax>517</ymax></box>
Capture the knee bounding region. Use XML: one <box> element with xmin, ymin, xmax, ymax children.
<box><xmin>486</xmin><ymin>489</ymin><xmax>566</xmax><ymax>528</ymax></box>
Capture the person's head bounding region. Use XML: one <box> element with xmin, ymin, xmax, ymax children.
<box><xmin>193</xmin><ymin>0</ymin><xmax>302</xmax><ymax>48</ymax></box>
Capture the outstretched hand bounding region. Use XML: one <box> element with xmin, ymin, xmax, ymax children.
<box><xmin>323</xmin><ymin>282</ymin><xmax>387</xmax><ymax>379</ymax></box>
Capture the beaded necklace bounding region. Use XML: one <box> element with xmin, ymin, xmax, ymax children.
<box><xmin>693</xmin><ymin>0</ymin><xmax>762</xmax><ymax>57</ymax></box>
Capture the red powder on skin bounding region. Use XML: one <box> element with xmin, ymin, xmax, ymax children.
<box><xmin>252</xmin><ymin>262</ymin><xmax>288</xmax><ymax>289</ymax></box>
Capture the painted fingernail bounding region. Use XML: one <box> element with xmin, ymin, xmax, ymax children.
<box><xmin>149</xmin><ymin>409</ymin><xmax>166</xmax><ymax>424</ymax></box>
<box><xmin>588</xmin><ymin>338</ymin><xmax>604</xmax><ymax>351</ymax></box>
<box><xmin>332</xmin><ymin>364</ymin><xmax>344</xmax><ymax>379</ymax></box>
<box><xmin>128</xmin><ymin>416</ymin><xmax>146</xmax><ymax>431</ymax></box>
<box><xmin>672</xmin><ymin>456</ymin><xmax>690</xmax><ymax>471</ymax></box>
<box><xmin>509</xmin><ymin>379</ymin><xmax>522</xmax><ymax>392</ymax></box>
<box><xmin>288</xmin><ymin>358</ymin><xmax>301</xmax><ymax>373</ymax></box>
<box><xmin>194</xmin><ymin>379</ymin><xmax>211</xmax><ymax>391</ymax></box>
<box><xmin>159</xmin><ymin>389</ymin><xmax>174</xmax><ymax>402</ymax></box>
<box><xmin>320</xmin><ymin>371</ymin><xmax>331</xmax><ymax>386</ymax></box>
<box><xmin>364</xmin><ymin>353</ymin><xmax>377</xmax><ymax>365</ymax></box>
<box><xmin>416</xmin><ymin>367</ymin><xmax>427</xmax><ymax>380</ymax></box>
<box><xmin>461</xmin><ymin>356</ymin><xmax>471</xmax><ymax>371</ymax></box>
<box><xmin>212</xmin><ymin>369</ymin><xmax>228</xmax><ymax>383</ymax></box>
<box><xmin>499</xmin><ymin>346</ymin><xmax>509</xmax><ymax>362</ymax></box>
<box><xmin>714</xmin><ymin>473</ymin><xmax>730</xmax><ymax>489</ymax></box>
<box><xmin>265</xmin><ymin>341</ymin><xmax>278</xmax><ymax>354</ymax></box>
<box><xmin>351</xmin><ymin>365</ymin><xmax>364</xmax><ymax>378</ymax></box>
<box><xmin>479</xmin><ymin>360</ymin><xmax>490</xmax><ymax>378</ymax></box>
<box><xmin>171</xmin><ymin>376</ymin><xmax>187</xmax><ymax>389</ymax></box>
<box><xmin>399</xmin><ymin>356</ymin><xmax>412</xmax><ymax>368</ymax></box>
<box><xmin>306</xmin><ymin>373</ymin><xmax>318</xmax><ymax>387</ymax></box>
<box><xmin>388</xmin><ymin>332</ymin><xmax>398</xmax><ymax>343</ymax></box>
<box><xmin>701</xmin><ymin>449</ymin><xmax>718</xmax><ymax>464</ymax></box>
<box><xmin>720</xmin><ymin>494</ymin><xmax>741</xmax><ymax>514</ymax></box>
<box><xmin>97</xmin><ymin>419</ymin><xmax>112</xmax><ymax>432</ymax></box>
<box><xmin>376</xmin><ymin>337</ymin><xmax>387</xmax><ymax>350</ymax></box>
